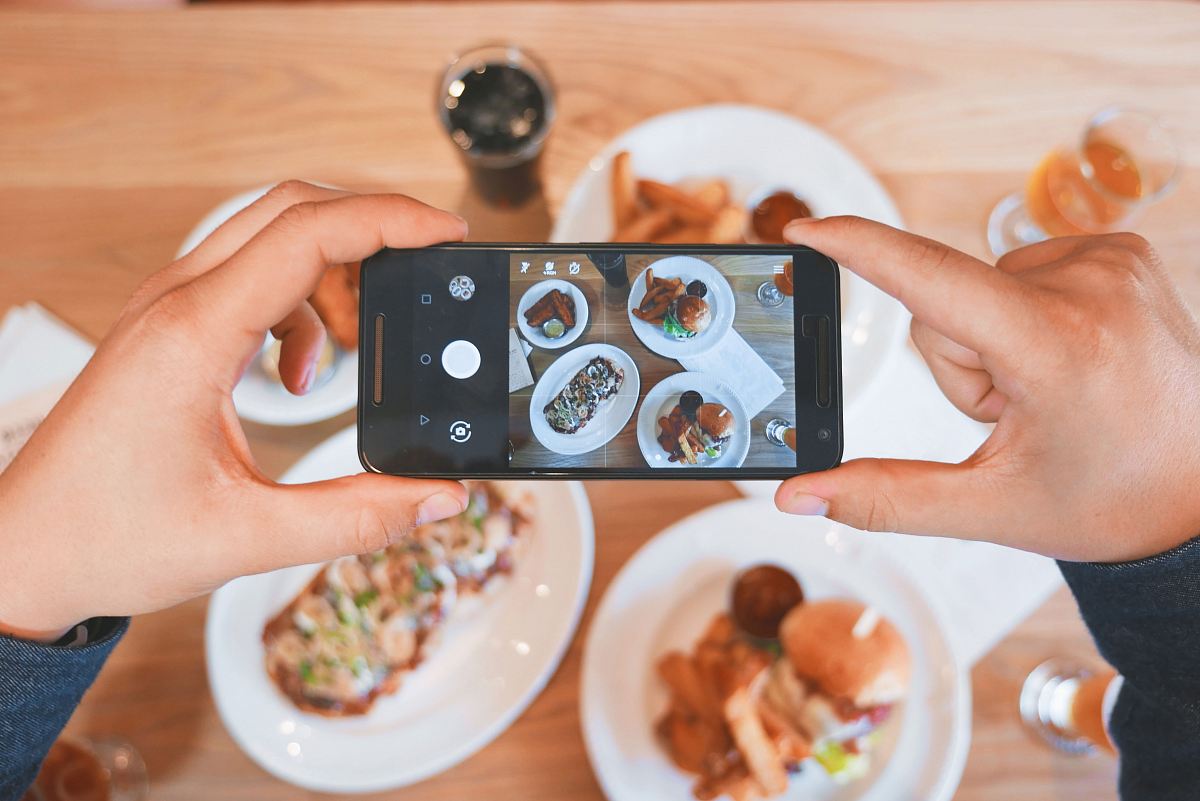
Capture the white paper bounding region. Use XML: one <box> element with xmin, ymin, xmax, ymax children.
<box><xmin>508</xmin><ymin>328</ymin><xmax>535</xmax><ymax>393</ymax></box>
<box><xmin>679</xmin><ymin>330</ymin><xmax>784</xmax><ymax>417</ymax></box>
<box><xmin>0</xmin><ymin>381</ymin><xmax>71</xmax><ymax>471</ymax></box>
<box><xmin>0</xmin><ymin>303</ymin><xmax>93</xmax><ymax>406</ymax></box>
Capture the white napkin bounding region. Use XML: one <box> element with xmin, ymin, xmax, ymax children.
<box><xmin>679</xmin><ymin>330</ymin><xmax>784</xmax><ymax>417</ymax></box>
<box><xmin>0</xmin><ymin>303</ymin><xmax>95</xmax><ymax>471</ymax></box>
<box><xmin>738</xmin><ymin>329</ymin><xmax>1063</xmax><ymax>667</ymax></box>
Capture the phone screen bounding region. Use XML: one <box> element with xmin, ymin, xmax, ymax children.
<box><xmin>359</xmin><ymin>245</ymin><xmax>841</xmax><ymax>478</ymax></box>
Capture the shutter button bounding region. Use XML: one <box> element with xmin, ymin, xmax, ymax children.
<box><xmin>442</xmin><ymin>340</ymin><xmax>480</xmax><ymax>380</ymax></box>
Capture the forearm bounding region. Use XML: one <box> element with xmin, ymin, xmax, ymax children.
<box><xmin>0</xmin><ymin>617</ymin><xmax>128</xmax><ymax>801</ymax></box>
<box><xmin>1058</xmin><ymin>536</ymin><xmax>1200</xmax><ymax>801</ymax></box>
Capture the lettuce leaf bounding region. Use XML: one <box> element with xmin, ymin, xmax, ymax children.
<box><xmin>662</xmin><ymin>311</ymin><xmax>695</xmax><ymax>339</ymax></box>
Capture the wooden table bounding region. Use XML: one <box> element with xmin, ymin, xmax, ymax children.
<box><xmin>509</xmin><ymin>252</ymin><xmax>796</xmax><ymax>469</ymax></box>
<box><xmin>4</xmin><ymin>2</ymin><xmax>1199</xmax><ymax>799</ymax></box>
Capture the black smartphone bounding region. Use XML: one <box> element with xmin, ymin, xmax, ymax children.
<box><xmin>358</xmin><ymin>244</ymin><xmax>841</xmax><ymax>479</ymax></box>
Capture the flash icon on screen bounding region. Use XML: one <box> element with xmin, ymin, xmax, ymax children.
<box><xmin>520</xmin><ymin>261</ymin><xmax>530</xmax><ymax>274</ymax></box>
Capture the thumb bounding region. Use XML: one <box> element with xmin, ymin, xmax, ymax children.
<box><xmin>247</xmin><ymin>475</ymin><xmax>468</xmax><ymax>571</ymax></box>
<box><xmin>775</xmin><ymin>458</ymin><xmax>991</xmax><ymax>538</ymax></box>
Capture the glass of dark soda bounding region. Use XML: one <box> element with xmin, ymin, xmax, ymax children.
<box><xmin>438</xmin><ymin>44</ymin><xmax>555</xmax><ymax>208</ymax></box>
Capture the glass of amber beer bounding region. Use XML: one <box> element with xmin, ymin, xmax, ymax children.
<box><xmin>987</xmin><ymin>107</ymin><xmax>1180</xmax><ymax>257</ymax></box>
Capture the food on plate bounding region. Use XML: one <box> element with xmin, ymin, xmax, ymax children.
<box><xmin>524</xmin><ymin>287</ymin><xmax>577</xmax><ymax>331</ymax></box>
<box><xmin>309</xmin><ymin>262</ymin><xmax>361</xmax><ymax>350</ymax></box>
<box><xmin>748</xmin><ymin>191</ymin><xmax>813</xmax><ymax>244</ymax></box>
<box><xmin>633</xmin><ymin>269</ymin><xmax>712</xmax><ymax>340</ymax></box>
<box><xmin>666</xmin><ymin>295</ymin><xmax>711</xmax><ymax>339</ymax></box>
<box><xmin>263</xmin><ymin>482</ymin><xmax>533</xmax><ymax>717</ymax></box>
<box><xmin>656</xmin><ymin>567</ymin><xmax>909</xmax><ymax>800</ymax></box>
<box><xmin>731</xmin><ymin>565</ymin><xmax>805</xmax><ymax>640</ymax></box>
<box><xmin>608</xmin><ymin>151</ymin><xmax>745</xmax><ymax>244</ymax></box>
<box><xmin>658</xmin><ymin>393</ymin><xmax>734</xmax><ymax>465</ymax></box>
<box><xmin>543</xmin><ymin>356</ymin><xmax>625</xmax><ymax>434</ymax></box>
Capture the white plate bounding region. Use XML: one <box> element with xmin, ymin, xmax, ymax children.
<box><xmin>551</xmin><ymin>104</ymin><xmax>910</xmax><ymax>417</ymax></box>
<box><xmin>626</xmin><ymin>256</ymin><xmax>736</xmax><ymax>359</ymax></box>
<box><xmin>176</xmin><ymin>184</ymin><xmax>358</xmax><ymax>426</ymax></box>
<box><xmin>581</xmin><ymin>499</ymin><xmax>970</xmax><ymax>801</ymax></box>
<box><xmin>516</xmin><ymin>278</ymin><xmax>590</xmax><ymax>350</ymax></box>
<box><xmin>635</xmin><ymin>372</ymin><xmax>750</xmax><ymax>468</ymax></box>
<box><xmin>529</xmin><ymin>343</ymin><xmax>640</xmax><ymax>456</ymax></box>
<box><xmin>205</xmin><ymin>426</ymin><xmax>594</xmax><ymax>793</ymax></box>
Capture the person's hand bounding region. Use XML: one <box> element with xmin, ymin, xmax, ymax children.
<box><xmin>0</xmin><ymin>182</ymin><xmax>471</xmax><ymax>640</ymax></box>
<box><xmin>776</xmin><ymin>217</ymin><xmax>1200</xmax><ymax>563</ymax></box>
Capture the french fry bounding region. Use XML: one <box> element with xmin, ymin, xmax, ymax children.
<box><xmin>658</xmin><ymin>652</ymin><xmax>718</xmax><ymax>721</ymax></box>
<box><xmin>706</xmin><ymin>204</ymin><xmax>746</xmax><ymax>244</ymax></box>
<box><xmin>724</xmin><ymin>685</ymin><xmax>787</xmax><ymax>796</ymax></box>
<box><xmin>614</xmin><ymin>207</ymin><xmax>674</xmax><ymax>243</ymax></box>
<box><xmin>611</xmin><ymin>150</ymin><xmax>639</xmax><ymax>229</ymax></box>
<box><xmin>637</xmin><ymin>179</ymin><xmax>719</xmax><ymax>226</ymax></box>
<box><xmin>645</xmin><ymin>267</ymin><xmax>655</xmax><ymax>291</ymax></box>
<box><xmin>691</xmin><ymin>179</ymin><xmax>730</xmax><ymax>212</ymax></box>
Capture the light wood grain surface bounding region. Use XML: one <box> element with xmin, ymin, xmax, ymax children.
<box><xmin>509</xmin><ymin>252</ymin><xmax>797</xmax><ymax>469</ymax></box>
<box><xmin>6</xmin><ymin>1</ymin><xmax>1200</xmax><ymax>798</ymax></box>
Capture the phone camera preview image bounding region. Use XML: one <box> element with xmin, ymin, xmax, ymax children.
<box><xmin>508</xmin><ymin>251</ymin><xmax>805</xmax><ymax>472</ymax></box>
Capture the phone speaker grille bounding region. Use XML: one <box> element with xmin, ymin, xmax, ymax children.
<box><xmin>372</xmin><ymin>314</ymin><xmax>384</xmax><ymax>406</ymax></box>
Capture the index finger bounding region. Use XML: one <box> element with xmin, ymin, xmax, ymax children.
<box><xmin>784</xmin><ymin>216</ymin><xmax>1032</xmax><ymax>355</ymax></box>
<box><xmin>189</xmin><ymin>193</ymin><xmax>467</xmax><ymax>353</ymax></box>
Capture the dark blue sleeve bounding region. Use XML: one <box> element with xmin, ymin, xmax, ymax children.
<box><xmin>0</xmin><ymin>617</ymin><xmax>128</xmax><ymax>801</ymax></box>
<box><xmin>1058</xmin><ymin>536</ymin><xmax>1200</xmax><ymax>801</ymax></box>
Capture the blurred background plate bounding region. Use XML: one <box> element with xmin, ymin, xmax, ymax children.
<box><xmin>551</xmin><ymin>104</ymin><xmax>910</xmax><ymax>417</ymax></box>
<box><xmin>206</xmin><ymin>426</ymin><xmax>594</xmax><ymax>793</ymax></box>
<box><xmin>176</xmin><ymin>184</ymin><xmax>358</xmax><ymax>426</ymax></box>
<box><xmin>581</xmin><ymin>498</ymin><xmax>970</xmax><ymax>801</ymax></box>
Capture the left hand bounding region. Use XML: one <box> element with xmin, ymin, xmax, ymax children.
<box><xmin>0</xmin><ymin>181</ymin><xmax>470</xmax><ymax>639</ymax></box>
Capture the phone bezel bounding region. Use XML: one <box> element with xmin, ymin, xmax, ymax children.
<box><xmin>358</xmin><ymin>242</ymin><xmax>843</xmax><ymax>479</ymax></box>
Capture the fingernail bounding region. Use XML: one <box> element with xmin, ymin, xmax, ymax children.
<box><xmin>783</xmin><ymin>217</ymin><xmax>821</xmax><ymax>238</ymax></box>
<box><xmin>300</xmin><ymin>364</ymin><xmax>316</xmax><ymax>393</ymax></box>
<box><xmin>417</xmin><ymin>492</ymin><xmax>466</xmax><ymax>525</ymax></box>
<box><xmin>781</xmin><ymin>492</ymin><xmax>829</xmax><ymax>516</ymax></box>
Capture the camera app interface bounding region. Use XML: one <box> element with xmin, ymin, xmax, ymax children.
<box><xmin>507</xmin><ymin>251</ymin><xmax>797</xmax><ymax>471</ymax></box>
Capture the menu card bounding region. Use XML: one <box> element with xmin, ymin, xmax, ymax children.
<box><xmin>508</xmin><ymin>328</ymin><xmax>535</xmax><ymax>393</ymax></box>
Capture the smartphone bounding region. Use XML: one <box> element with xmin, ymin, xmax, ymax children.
<box><xmin>357</xmin><ymin>243</ymin><xmax>841</xmax><ymax>479</ymax></box>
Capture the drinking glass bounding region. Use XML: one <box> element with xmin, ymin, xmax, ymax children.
<box><xmin>22</xmin><ymin>737</ymin><xmax>147</xmax><ymax>801</ymax></box>
<box><xmin>756</xmin><ymin>260</ymin><xmax>793</xmax><ymax>308</ymax></box>
<box><xmin>987</xmin><ymin>106</ymin><xmax>1180</xmax><ymax>257</ymax></box>
<box><xmin>1019</xmin><ymin>658</ymin><xmax>1119</xmax><ymax>756</ymax></box>
<box><xmin>437</xmin><ymin>44</ymin><xmax>556</xmax><ymax>208</ymax></box>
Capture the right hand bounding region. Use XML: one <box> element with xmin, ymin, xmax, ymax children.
<box><xmin>775</xmin><ymin>217</ymin><xmax>1200</xmax><ymax>563</ymax></box>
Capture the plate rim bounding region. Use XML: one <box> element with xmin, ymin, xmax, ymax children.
<box><xmin>204</xmin><ymin>426</ymin><xmax>596</xmax><ymax>793</ymax></box>
<box><xmin>578</xmin><ymin>497</ymin><xmax>972</xmax><ymax>801</ymax></box>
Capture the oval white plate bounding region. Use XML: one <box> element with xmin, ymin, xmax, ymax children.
<box><xmin>626</xmin><ymin>256</ymin><xmax>735</xmax><ymax>359</ymax></box>
<box><xmin>635</xmin><ymin>372</ymin><xmax>750</xmax><ymax>469</ymax></box>
<box><xmin>176</xmin><ymin>184</ymin><xmax>358</xmax><ymax>427</ymax></box>
<box><xmin>206</xmin><ymin>426</ymin><xmax>594</xmax><ymax>793</ymax></box>
<box><xmin>581</xmin><ymin>499</ymin><xmax>970</xmax><ymax>801</ymax></box>
<box><xmin>529</xmin><ymin>343</ymin><xmax>640</xmax><ymax>455</ymax></box>
<box><xmin>516</xmin><ymin>278</ymin><xmax>590</xmax><ymax>350</ymax></box>
<box><xmin>551</xmin><ymin>104</ymin><xmax>909</xmax><ymax>417</ymax></box>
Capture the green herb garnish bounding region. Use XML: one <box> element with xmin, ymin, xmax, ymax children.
<box><xmin>299</xmin><ymin>660</ymin><xmax>316</xmax><ymax>686</ymax></box>
<box><xmin>354</xmin><ymin>589</ymin><xmax>379</xmax><ymax>609</ymax></box>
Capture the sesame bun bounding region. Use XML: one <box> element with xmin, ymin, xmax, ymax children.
<box><xmin>779</xmin><ymin>599</ymin><xmax>910</xmax><ymax>708</ymax></box>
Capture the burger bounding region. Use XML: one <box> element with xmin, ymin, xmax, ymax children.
<box><xmin>762</xmin><ymin>599</ymin><xmax>910</xmax><ymax>782</ymax></box>
<box><xmin>692</xmin><ymin>402</ymin><xmax>734</xmax><ymax>460</ymax></box>
<box><xmin>663</xmin><ymin>295</ymin><xmax>711</xmax><ymax>339</ymax></box>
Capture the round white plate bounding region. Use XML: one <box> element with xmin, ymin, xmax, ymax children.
<box><xmin>635</xmin><ymin>372</ymin><xmax>750</xmax><ymax>469</ymax></box>
<box><xmin>529</xmin><ymin>343</ymin><xmax>640</xmax><ymax>455</ymax></box>
<box><xmin>581</xmin><ymin>499</ymin><xmax>970</xmax><ymax>801</ymax></box>
<box><xmin>551</xmin><ymin>104</ymin><xmax>910</xmax><ymax>417</ymax></box>
<box><xmin>206</xmin><ymin>426</ymin><xmax>594</xmax><ymax>793</ymax></box>
<box><xmin>516</xmin><ymin>278</ymin><xmax>590</xmax><ymax>350</ymax></box>
<box><xmin>176</xmin><ymin>184</ymin><xmax>358</xmax><ymax>427</ymax></box>
<box><xmin>626</xmin><ymin>256</ymin><xmax>735</xmax><ymax>359</ymax></box>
